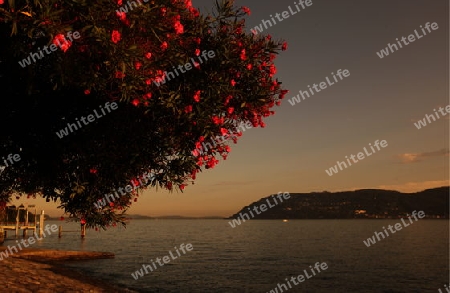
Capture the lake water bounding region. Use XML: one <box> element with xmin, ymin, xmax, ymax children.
<box><xmin>5</xmin><ymin>219</ymin><xmax>448</xmax><ymax>292</ymax></box>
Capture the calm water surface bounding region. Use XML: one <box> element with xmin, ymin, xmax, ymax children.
<box><xmin>6</xmin><ymin>219</ymin><xmax>448</xmax><ymax>292</ymax></box>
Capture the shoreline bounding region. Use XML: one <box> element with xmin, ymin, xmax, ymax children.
<box><xmin>0</xmin><ymin>247</ymin><xmax>137</xmax><ymax>292</ymax></box>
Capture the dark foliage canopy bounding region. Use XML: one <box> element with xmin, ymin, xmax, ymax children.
<box><xmin>0</xmin><ymin>0</ymin><xmax>287</xmax><ymax>228</ymax></box>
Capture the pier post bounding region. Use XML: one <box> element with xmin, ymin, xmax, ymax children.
<box><xmin>25</xmin><ymin>208</ymin><xmax>29</xmax><ymax>226</ymax></box>
<box><xmin>15</xmin><ymin>207</ymin><xmax>19</xmax><ymax>237</ymax></box>
<box><xmin>58</xmin><ymin>226</ymin><xmax>62</xmax><ymax>238</ymax></box>
<box><xmin>39</xmin><ymin>210</ymin><xmax>44</xmax><ymax>237</ymax></box>
<box><xmin>81</xmin><ymin>224</ymin><xmax>86</xmax><ymax>238</ymax></box>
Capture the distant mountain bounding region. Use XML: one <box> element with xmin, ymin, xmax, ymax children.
<box><xmin>228</xmin><ymin>186</ymin><xmax>449</xmax><ymax>219</ymax></box>
<box><xmin>126</xmin><ymin>214</ymin><xmax>154</xmax><ymax>219</ymax></box>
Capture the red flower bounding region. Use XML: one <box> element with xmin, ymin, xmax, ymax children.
<box><xmin>189</xmin><ymin>7</ymin><xmax>200</xmax><ymax>17</ymax></box>
<box><xmin>115</xmin><ymin>71</ymin><xmax>125</xmax><ymax>78</ymax></box>
<box><xmin>180</xmin><ymin>184</ymin><xmax>186</xmax><ymax>190</ymax></box>
<box><xmin>282</xmin><ymin>42</ymin><xmax>288</xmax><ymax>51</ymax></box>
<box><xmin>117</xmin><ymin>0</ymin><xmax>122</xmax><ymax>5</ymax></box>
<box><xmin>111</xmin><ymin>30</ymin><xmax>121</xmax><ymax>44</ymax></box>
<box><xmin>84</xmin><ymin>89</ymin><xmax>90</xmax><ymax>95</ymax></box>
<box><xmin>212</xmin><ymin>116</ymin><xmax>221</xmax><ymax>124</ymax></box>
<box><xmin>195</xmin><ymin>48</ymin><xmax>200</xmax><ymax>56</ymax></box>
<box><xmin>60</xmin><ymin>216</ymin><xmax>65</xmax><ymax>221</ymax></box>
<box><xmin>231</xmin><ymin>79</ymin><xmax>236</xmax><ymax>86</ymax></box>
<box><xmin>52</xmin><ymin>34</ymin><xmax>72</xmax><ymax>52</ymax></box>
<box><xmin>174</xmin><ymin>20</ymin><xmax>184</xmax><ymax>34</ymax></box>
<box><xmin>227</xmin><ymin>107</ymin><xmax>234</xmax><ymax>114</ymax></box>
<box><xmin>193</xmin><ymin>61</ymin><xmax>200</xmax><ymax>69</ymax></box>
<box><xmin>134</xmin><ymin>62</ymin><xmax>142</xmax><ymax>70</ymax></box>
<box><xmin>89</xmin><ymin>168</ymin><xmax>97</xmax><ymax>174</ymax></box>
<box><xmin>154</xmin><ymin>70</ymin><xmax>166</xmax><ymax>84</ymax></box>
<box><xmin>246</xmin><ymin>64</ymin><xmax>253</xmax><ymax>70</ymax></box>
<box><xmin>144</xmin><ymin>93</ymin><xmax>152</xmax><ymax>99</ymax></box>
<box><xmin>199</xmin><ymin>136</ymin><xmax>205</xmax><ymax>142</ymax></box>
<box><xmin>184</xmin><ymin>105</ymin><xmax>193</xmax><ymax>113</ymax></box>
<box><xmin>193</xmin><ymin>90</ymin><xmax>201</xmax><ymax>102</ymax></box>
<box><xmin>132</xmin><ymin>99</ymin><xmax>140</xmax><ymax>106</ymax></box>
<box><xmin>80</xmin><ymin>218</ymin><xmax>86</xmax><ymax>225</ymax></box>
<box><xmin>279</xmin><ymin>89</ymin><xmax>289</xmax><ymax>99</ymax></box>
<box><xmin>194</xmin><ymin>37</ymin><xmax>201</xmax><ymax>45</ymax></box>
<box><xmin>160</xmin><ymin>41</ymin><xmax>168</xmax><ymax>51</ymax></box>
<box><xmin>116</xmin><ymin>11</ymin><xmax>126</xmax><ymax>22</ymax></box>
<box><xmin>220</xmin><ymin>128</ymin><xmax>228</xmax><ymax>135</ymax></box>
<box><xmin>225</xmin><ymin>95</ymin><xmax>233</xmax><ymax>105</ymax></box>
<box><xmin>161</xmin><ymin>7</ymin><xmax>167</xmax><ymax>15</ymax></box>
<box><xmin>225</xmin><ymin>146</ymin><xmax>231</xmax><ymax>152</ymax></box>
<box><xmin>240</xmin><ymin>49</ymin><xmax>246</xmax><ymax>61</ymax></box>
<box><xmin>269</xmin><ymin>65</ymin><xmax>277</xmax><ymax>77</ymax></box>
<box><xmin>145</xmin><ymin>52</ymin><xmax>152</xmax><ymax>59</ymax></box>
<box><xmin>241</xmin><ymin>6</ymin><xmax>251</xmax><ymax>15</ymax></box>
<box><xmin>0</xmin><ymin>0</ymin><xmax>4</xmax><ymax>4</ymax></box>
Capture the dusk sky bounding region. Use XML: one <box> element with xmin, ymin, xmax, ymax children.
<box><xmin>14</xmin><ymin>0</ymin><xmax>449</xmax><ymax>218</ymax></box>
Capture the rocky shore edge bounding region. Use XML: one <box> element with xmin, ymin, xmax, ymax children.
<box><xmin>0</xmin><ymin>247</ymin><xmax>138</xmax><ymax>293</ymax></box>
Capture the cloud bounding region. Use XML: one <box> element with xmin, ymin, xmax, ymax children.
<box><xmin>396</xmin><ymin>148</ymin><xmax>449</xmax><ymax>163</ymax></box>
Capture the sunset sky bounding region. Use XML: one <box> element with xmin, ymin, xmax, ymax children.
<box><xmin>13</xmin><ymin>0</ymin><xmax>449</xmax><ymax>218</ymax></box>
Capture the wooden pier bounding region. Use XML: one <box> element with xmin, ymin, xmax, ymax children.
<box><xmin>0</xmin><ymin>204</ymin><xmax>45</xmax><ymax>238</ymax></box>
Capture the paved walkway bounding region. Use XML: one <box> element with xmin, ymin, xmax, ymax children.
<box><xmin>0</xmin><ymin>247</ymin><xmax>137</xmax><ymax>293</ymax></box>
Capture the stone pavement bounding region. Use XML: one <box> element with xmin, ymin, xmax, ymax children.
<box><xmin>0</xmin><ymin>247</ymin><xmax>137</xmax><ymax>293</ymax></box>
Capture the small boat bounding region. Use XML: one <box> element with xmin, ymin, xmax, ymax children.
<box><xmin>283</xmin><ymin>219</ymin><xmax>289</xmax><ymax>222</ymax></box>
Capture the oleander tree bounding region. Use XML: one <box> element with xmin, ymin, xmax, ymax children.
<box><xmin>0</xmin><ymin>0</ymin><xmax>288</xmax><ymax>228</ymax></box>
